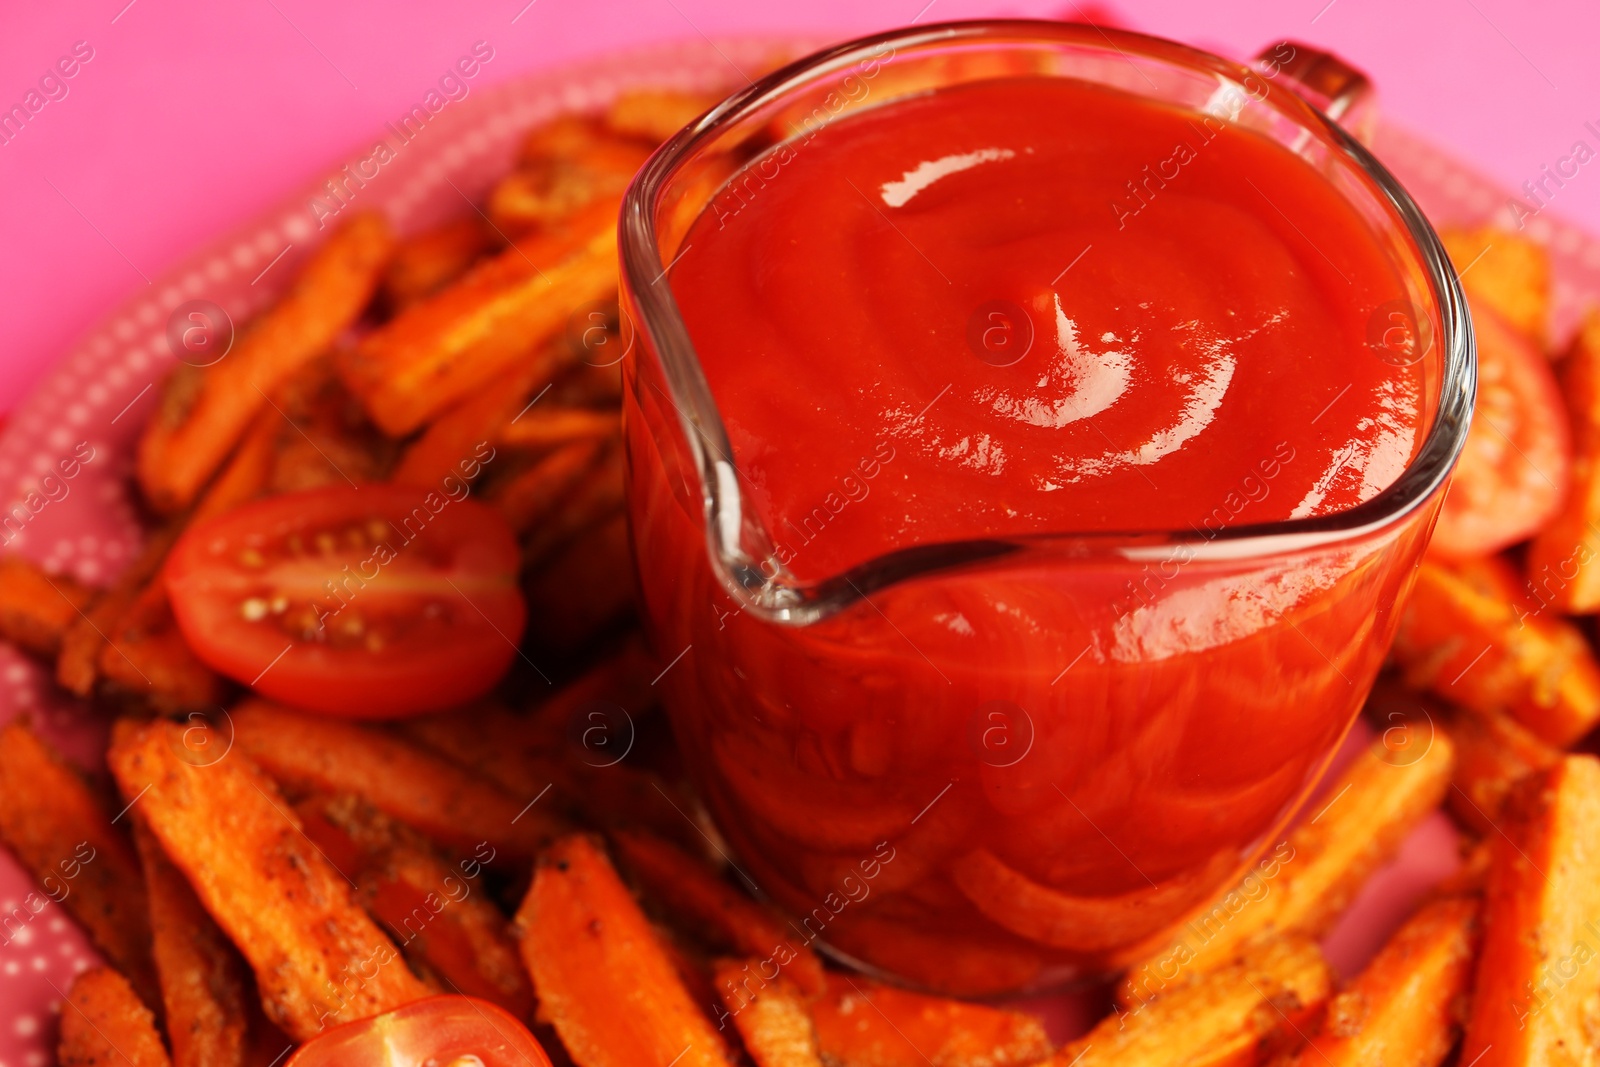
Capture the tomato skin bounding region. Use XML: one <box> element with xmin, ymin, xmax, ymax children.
<box><xmin>165</xmin><ymin>485</ymin><xmax>527</xmax><ymax>719</ymax></box>
<box><xmin>1430</xmin><ymin>300</ymin><xmax>1572</xmax><ymax>559</ymax></box>
<box><xmin>284</xmin><ymin>995</ymin><xmax>552</xmax><ymax>1067</ymax></box>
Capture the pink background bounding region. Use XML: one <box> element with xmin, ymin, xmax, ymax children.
<box><xmin>2</xmin><ymin>0</ymin><xmax>1598</xmax><ymax>415</ymax></box>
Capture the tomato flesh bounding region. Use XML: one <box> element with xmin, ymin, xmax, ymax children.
<box><xmin>284</xmin><ymin>995</ymin><xmax>552</xmax><ymax>1067</ymax></box>
<box><xmin>1431</xmin><ymin>299</ymin><xmax>1572</xmax><ymax>558</ymax></box>
<box><xmin>165</xmin><ymin>485</ymin><xmax>527</xmax><ymax>718</ymax></box>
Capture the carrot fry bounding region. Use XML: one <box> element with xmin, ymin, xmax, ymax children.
<box><xmin>138</xmin><ymin>213</ymin><xmax>394</xmax><ymax>513</ymax></box>
<box><xmin>1292</xmin><ymin>896</ymin><xmax>1479</xmax><ymax>1067</ymax></box>
<box><xmin>809</xmin><ymin>970</ymin><xmax>1052</xmax><ymax>1067</ymax></box>
<box><xmin>106</xmin><ymin>717</ymin><xmax>429</xmax><ymax>1041</ymax></box>
<box><xmin>296</xmin><ymin>792</ymin><xmax>534</xmax><ymax>1019</ymax></box>
<box><xmin>0</xmin><ymin>719</ymin><xmax>159</xmax><ymax>1008</ymax></box>
<box><xmin>1528</xmin><ymin>308</ymin><xmax>1600</xmax><ymax>612</ymax></box>
<box><xmin>97</xmin><ymin>576</ymin><xmax>225</xmax><ymax>712</ymax></box>
<box><xmin>229</xmin><ymin>698</ymin><xmax>565</xmax><ymax>860</ymax></box>
<box><xmin>59</xmin><ymin>966</ymin><xmax>173</xmax><ymax>1067</ymax></box>
<box><xmin>1062</xmin><ymin>938</ymin><xmax>1332</xmax><ymax>1067</ymax></box>
<box><xmin>57</xmin><ymin>522</ymin><xmax>183</xmax><ymax>698</ymax></box>
<box><xmin>612</xmin><ymin>829</ymin><xmax>824</xmax><ymax>997</ymax></box>
<box><xmin>1440</xmin><ymin>705</ymin><xmax>1560</xmax><ymax>835</ymax></box>
<box><xmin>712</xmin><ymin>960</ymin><xmax>824</xmax><ymax>1067</ymax></box>
<box><xmin>132</xmin><ymin>819</ymin><xmax>249</xmax><ymax>1067</ymax></box>
<box><xmin>606</xmin><ymin>89</ymin><xmax>720</xmax><ymax>144</ymax></box>
<box><xmin>1390</xmin><ymin>556</ymin><xmax>1600</xmax><ymax>746</ymax></box>
<box><xmin>521</xmin><ymin>441</ymin><xmax>624</xmax><ymax>567</ymax></box>
<box><xmin>496</xmin><ymin>407</ymin><xmax>618</xmax><ymax>451</ymax></box>
<box><xmin>1440</xmin><ymin>225</ymin><xmax>1550</xmax><ymax>343</ymax></box>
<box><xmin>488</xmin><ymin>438</ymin><xmax>607</xmax><ymax>536</ymax></box>
<box><xmin>336</xmin><ymin>199</ymin><xmax>618</xmax><ymax>436</ymax></box>
<box><xmin>517</xmin><ymin>115</ymin><xmax>609</xmax><ymax>163</ymax></box>
<box><xmin>391</xmin><ymin>353</ymin><xmax>552</xmax><ymax>489</ymax></box>
<box><xmin>1118</xmin><ymin>731</ymin><xmax>1454</xmax><ymax>1007</ymax></box>
<box><xmin>522</xmin><ymin>510</ymin><xmax>635</xmax><ymax>657</ymax></box>
<box><xmin>1462</xmin><ymin>754</ymin><xmax>1600</xmax><ymax>1065</ymax></box>
<box><xmin>487</xmin><ymin>137</ymin><xmax>650</xmax><ymax>235</ymax></box>
<box><xmin>260</xmin><ymin>358</ymin><xmax>397</xmax><ymax>493</ymax></box>
<box><xmin>0</xmin><ymin>556</ymin><xmax>92</xmax><ymax>658</ymax></box>
<box><xmin>515</xmin><ymin>833</ymin><xmax>737</xmax><ymax>1067</ymax></box>
<box><xmin>190</xmin><ymin>407</ymin><xmax>281</xmax><ymax>523</ymax></box>
<box><xmin>382</xmin><ymin>217</ymin><xmax>498</xmax><ymax>310</ymax></box>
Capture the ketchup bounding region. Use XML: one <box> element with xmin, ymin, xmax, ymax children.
<box><xmin>626</xmin><ymin>73</ymin><xmax>1439</xmax><ymax>994</ymax></box>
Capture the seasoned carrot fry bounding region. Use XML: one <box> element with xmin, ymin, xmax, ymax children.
<box><xmin>1462</xmin><ymin>754</ymin><xmax>1600</xmax><ymax>1065</ymax></box>
<box><xmin>97</xmin><ymin>576</ymin><xmax>224</xmax><ymax>712</ymax></box>
<box><xmin>810</xmin><ymin>970</ymin><xmax>1052</xmax><ymax>1067</ymax></box>
<box><xmin>516</xmin><ymin>834</ymin><xmax>737</xmax><ymax>1067</ymax></box>
<box><xmin>522</xmin><ymin>510</ymin><xmax>635</xmax><ymax>657</ymax></box>
<box><xmin>496</xmin><ymin>407</ymin><xmax>618</xmax><ymax>451</ymax></box>
<box><xmin>392</xmin><ymin>353</ymin><xmax>551</xmax><ymax>488</ymax></box>
<box><xmin>1440</xmin><ymin>225</ymin><xmax>1550</xmax><ymax>343</ymax></box>
<box><xmin>107</xmin><ymin>718</ymin><xmax>429</xmax><ymax>1041</ymax></box>
<box><xmin>1292</xmin><ymin>896</ymin><xmax>1478</xmax><ymax>1067</ymax></box>
<box><xmin>606</xmin><ymin>89</ymin><xmax>720</xmax><ymax>144</ymax></box>
<box><xmin>517</xmin><ymin>114</ymin><xmax>608</xmax><ymax>163</ymax></box>
<box><xmin>0</xmin><ymin>556</ymin><xmax>92</xmax><ymax>658</ymax></box>
<box><xmin>1440</xmin><ymin>705</ymin><xmax>1560</xmax><ymax>835</ymax></box>
<box><xmin>138</xmin><ymin>213</ymin><xmax>394</xmax><ymax>513</ymax></box>
<box><xmin>190</xmin><ymin>407</ymin><xmax>281</xmax><ymax>523</ymax></box>
<box><xmin>612</xmin><ymin>829</ymin><xmax>824</xmax><ymax>996</ymax></box>
<box><xmin>57</xmin><ymin>525</ymin><xmax>181</xmax><ymax>698</ymax></box>
<box><xmin>59</xmin><ymin>966</ymin><xmax>173</xmax><ymax>1067</ymax></box>
<box><xmin>1390</xmin><ymin>556</ymin><xmax>1600</xmax><ymax>746</ymax></box>
<box><xmin>260</xmin><ymin>359</ymin><xmax>396</xmax><ymax>493</ymax></box>
<box><xmin>0</xmin><ymin>720</ymin><xmax>159</xmax><ymax>1008</ymax></box>
<box><xmin>488</xmin><ymin>438</ymin><xmax>608</xmax><ymax>536</ymax></box>
<box><xmin>132</xmin><ymin>819</ymin><xmax>249</xmax><ymax>1067</ymax></box>
<box><xmin>296</xmin><ymin>792</ymin><xmax>534</xmax><ymax>1019</ymax></box>
<box><xmin>712</xmin><ymin>960</ymin><xmax>823</xmax><ymax>1067</ymax></box>
<box><xmin>229</xmin><ymin>698</ymin><xmax>566</xmax><ymax>860</ymax></box>
<box><xmin>336</xmin><ymin>199</ymin><xmax>619</xmax><ymax>436</ymax></box>
<box><xmin>487</xmin><ymin>137</ymin><xmax>650</xmax><ymax>235</ymax></box>
<box><xmin>1528</xmin><ymin>309</ymin><xmax>1600</xmax><ymax>612</ymax></box>
<box><xmin>521</xmin><ymin>441</ymin><xmax>624</xmax><ymax>567</ymax></box>
<box><xmin>1119</xmin><ymin>731</ymin><xmax>1454</xmax><ymax>1007</ymax></box>
<box><xmin>1063</xmin><ymin>938</ymin><xmax>1332</xmax><ymax>1067</ymax></box>
<box><xmin>382</xmin><ymin>217</ymin><xmax>498</xmax><ymax>310</ymax></box>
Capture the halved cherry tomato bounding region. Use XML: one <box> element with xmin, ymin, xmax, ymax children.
<box><xmin>165</xmin><ymin>484</ymin><xmax>526</xmax><ymax>718</ymax></box>
<box><xmin>1430</xmin><ymin>299</ymin><xmax>1571</xmax><ymax>559</ymax></box>
<box><xmin>284</xmin><ymin>995</ymin><xmax>552</xmax><ymax>1067</ymax></box>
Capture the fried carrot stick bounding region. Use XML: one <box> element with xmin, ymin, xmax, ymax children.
<box><xmin>107</xmin><ymin>717</ymin><xmax>429</xmax><ymax>1041</ymax></box>
<box><xmin>97</xmin><ymin>575</ymin><xmax>225</xmax><ymax>712</ymax></box>
<box><xmin>138</xmin><ymin>213</ymin><xmax>394</xmax><ymax>513</ymax></box>
<box><xmin>296</xmin><ymin>793</ymin><xmax>534</xmax><ymax>1020</ymax></box>
<box><xmin>336</xmin><ymin>199</ymin><xmax>619</xmax><ymax>436</ymax></box>
<box><xmin>1118</xmin><ymin>731</ymin><xmax>1455</xmax><ymax>1007</ymax></box>
<box><xmin>1291</xmin><ymin>896</ymin><xmax>1479</xmax><ymax>1067</ymax></box>
<box><xmin>59</xmin><ymin>966</ymin><xmax>173</xmax><ymax>1067</ymax></box>
<box><xmin>1440</xmin><ymin>225</ymin><xmax>1550</xmax><ymax>343</ymax></box>
<box><xmin>488</xmin><ymin>437</ymin><xmax>608</xmax><ymax>537</ymax></box>
<box><xmin>382</xmin><ymin>216</ymin><xmax>498</xmax><ymax>310</ymax></box>
<box><xmin>516</xmin><ymin>834</ymin><xmax>737</xmax><ymax>1067</ymax></box>
<box><xmin>612</xmin><ymin>829</ymin><xmax>824</xmax><ymax>997</ymax></box>
<box><xmin>229</xmin><ymin>698</ymin><xmax>566</xmax><ymax>861</ymax></box>
<box><xmin>487</xmin><ymin>136</ymin><xmax>650</xmax><ymax>235</ymax></box>
<box><xmin>1390</xmin><ymin>556</ymin><xmax>1600</xmax><ymax>746</ymax></box>
<box><xmin>809</xmin><ymin>971</ymin><xmax>1052</xmax><ymax>1067</ymax></box>
<box><xmin>1441</xmin><ymin>705</ymin><xmax>1560</xmax><ymax>835</ymax></box>
<box><xmin>0</xmin><ymin>556</ymin><xmax>92</xmax><ymax>658</ymax></box>
<box><xmin>496</xmin><ymin>407</ymin><xmax>618</xmax><ymax>451</ymax></box>
<box><xmin>391</xmin><ymin>353</ymin><xmax>552</xmax><ymax>489</ymax></box>
<box><xmin>132</xmin><ymin>819</ymin><xmax>249</xmax><ymax>1067</ymax></box>
<box><xmin>1461</xmin><ymin>754</ymin><xmax>1600</xmax><ymax>1065</ymax></box>
<box><xmin>1528</xmin><ymin>309</ymin><xmax>1600</xmax><ymax>612</ymax></box>
<box><xmin>712</xmin><ymin>961</ymin><xmax>824</xmax><ymax>1067</ymax></box>
<box><xmin>57</xmin><ymin>525</ymin><xmax>182</xmax><ymax>698</ymax></box>
<box><xmin>0</xmin><ymin>719</ymin><xmax>159</xmax><ymax>1008</ymax></box>
<box><xmin>606</xmin><ymin>89</ymin><xmax>720</xmax><ymax>144</ymax></box>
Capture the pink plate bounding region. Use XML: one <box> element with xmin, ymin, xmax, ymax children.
<box><xmin>1</xmin><ymin>36</ymin><xmax>1597</xmax><ymax>1062</ymax></box>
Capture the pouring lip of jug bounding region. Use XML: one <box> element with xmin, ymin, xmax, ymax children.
<box><xmin>619</xmin><ymin>18</ymin><xmax>1476</xmax><ymax>627</ymax></box>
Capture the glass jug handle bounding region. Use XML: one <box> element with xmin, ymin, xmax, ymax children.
<box><xmin>1254</xmin><ymin>41</ymin><xmax>1377</xmax><ymax>143</ymax></box>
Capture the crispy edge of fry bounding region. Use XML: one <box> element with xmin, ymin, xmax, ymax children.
<box><xmin>131</xmin><ymin>817</ymin><xmax>249</xmax><ymax>1067</ymax></box>
<box><xmin>1294</xmin><ymin>896</ymin><xmax>1479</xmax><ymax>1067</ymax></box>
<box><xmin>106</xmin><ymin>717</ymin><xmax>429</xmax><ymax>1042</ymax></box>
<box><xmin>0</xmin><ymin>555</ymin><xmax>92</xmax><ymax>658</ymax></box>
<box><xmin>516</xmin><ymin>833</ymin><xmax>736</xmax><ymax>1067</ymax></box>
<box><xmin>711</xmin><ymin>959</ymin><xmax>824</xmax><ymax>1067</ymax></box>
<box><xmin>1066</xmin><ymin>937</ymin><xmax>1332</xmax><ymax>1067</ymax></box>
<box><xmin>1528</xmin><ymin>308</ymin><xmax>1600</xmax><ymax>612</ymax></box>
<box><xmin>138</xmin><ymin>212</ymin><xmax>394</xmax><ymax>513</ymax></box>
<box><xmin>809</xmin><ymin>970</ymin><xmax>1053</xmax><ymax>1067</ymax></box>
<box><xmin>1461</xmin><ymin>754</ymin><xmax>1600</xmax><ymax>1064</ymax></box>
<box><xmin>59</xmin><ymin>966</ymin><xmax>173</xmax><ymax>1067</ymax></box>
<box><xmin>1118</xmin><ymin>731</ymin><xmax>1455</xmax><ymax>1008</ymax></box>
<box><xmin>612</xmin><ymin>829</ymin><xmax>825</xmax><ymax>997</ymax></box>
<box><xmin>229</xmin><ymin>698</ymin><xmax>565</xmax><ymax>860</ymax></box>
<box><xmin>1440</xmin><ymin>705</ymin><xmax>1560</xmax><ymax>835</ymax></box>
<box><xmin>0</xmin><ymin>719</ymin><xmax>159</xmax><ymax>1008</ymax></box>
<box><xmin>1440</xmin><ymin>225</ymin><xmax>1550</xmax><ymax>343</ymax></box>
<box><xmin>296</xmin><ymin>792</ymin><xmax>535</xmax><ymax>1020</ymax></box>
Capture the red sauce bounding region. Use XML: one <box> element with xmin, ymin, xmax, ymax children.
<box><xmin>626</xmin><ymin>74</ymin><xmax>1440</xmax><ymax>994</ymax></box>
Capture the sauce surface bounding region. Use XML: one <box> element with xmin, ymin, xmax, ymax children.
<box><xmin>670</xmin><ymin>75</ymin><xmax>1427</xmax><ymax>581</ymax></box>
